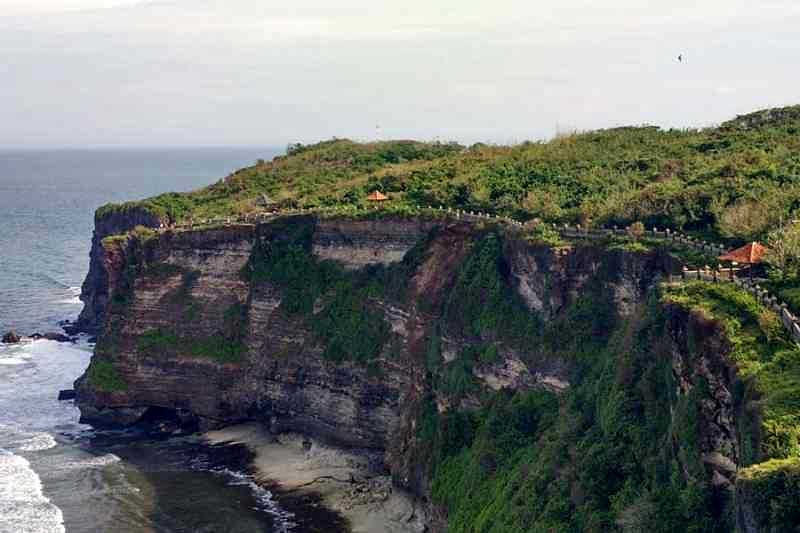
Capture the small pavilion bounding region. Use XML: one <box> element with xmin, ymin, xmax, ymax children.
<box><xmin>718</xmin><ymin>241</ymin><xmax>769</xmax><ymax>280</ymax></box>
<box><xmin>366</xmin><ymin>190</ymin><xmax>389</xmax><ymax>203</ymax></box>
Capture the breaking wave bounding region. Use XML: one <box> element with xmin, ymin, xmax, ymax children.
<box><xmin>0</xmin><ymin>449</ymin><xmax>65</xmax><ymax>533</ymax></box>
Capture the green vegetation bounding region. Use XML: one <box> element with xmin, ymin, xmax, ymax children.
<box><xmin>312</xmin><ymin>279</ymin><xmax>391</xmax><ymax>363</ymax></box>
<box><xmin>245</xmin><ymin>218</ymin><xmax>341</xmax><ymax>315</ymax></box>
<box><xmin>86</xmin><ymin>359</ymin><xmax>127</xmax><ymax>392</ymax></box>
<box><xmin>522</xmin><ymin>222</ymin><xmax>565</xmax><ymax>247</ymax></box>
<box><xmin>134</xmin><ymin>298</ymin><xmax>248</xmax><ymax>364</ymax></box>
<box><xmin>662</xmin><ymin>282</ymin><xmax>800</xmax><ymax>461</ymax></box>
<box><xmin>95</xmin><ymin>106</ymin><xmax>800</xmax><ymax>246</ymax></box>
<box><xmin>444</xmin><ymin>233</ymin><xmax>541</xmax><ymax>344</ymax></box>
<box><xmin>137</xmin><ymin>327</ymin><xmax>245</xmax><ymax>363</ymax></box>
<box><xmin>424</xmin><ymin>297</ymin><xmax>732</xmax><ymax>532</ymax></box>
<box><xmin>738</xmin><ymin>458</ymin><xmax>800</xmax><ymax>531</ymax></box>
<box><xmin>245</xmin><ymin>217</ymin><xmax>434</xmax><ymax>363</ymax></box>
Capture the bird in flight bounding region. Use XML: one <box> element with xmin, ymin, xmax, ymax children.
<box><xmin>677</xmin><ymin>54</ymin><xmax>683</xmax><ymax>62</ymax></box>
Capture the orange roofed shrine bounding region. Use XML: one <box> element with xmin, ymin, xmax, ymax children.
<box><xmin>718</xmin><ymin>241</ymin><xmax>769</xmax><ymax>264</ymax></box>
<box><xmin>366</xmin><ymin>190</ymin><xmax>389</xmax><ymax>202</ymax></box>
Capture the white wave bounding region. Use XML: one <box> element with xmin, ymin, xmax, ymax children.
<box><xmin>76</xmin><ymin>453</ymin><xmax>121</xmax><ymax>469</ymax></box>
<box><xmin>19</xmin><ymin>434</ymin><xmax>57</xmax><ymax>452</ymax></box>
<box><xmin>211</xmin><ymin>467</ymin><xmax>296</xmax><ymax>532</ymax></box>
<box><xmin>0</xmin><ymin>356</ymin><xmax>29</xmax><ymax>366</ymax></box>
<box><xmin>0</xmin><ymin>449</ymin><xmax>65</xmax><ymax>533</ymax></box>
<box><xmin>52</xmin><ymin>285</ymin><xmax>83</xmax><ymax>305</ymax></box>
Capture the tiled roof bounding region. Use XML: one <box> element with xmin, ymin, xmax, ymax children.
<box><xmin>718</xmin><ymin>241</ymin><xmax>768</xmax><ymax>264</ymax></box>
<box><xmin>366</xmin><ymin>190</ymin><xmax>389</xmax><ymax>201</ymax></box>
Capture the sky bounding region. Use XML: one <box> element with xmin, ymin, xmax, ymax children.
<box><xmin>1</xmin><ymin>0</ymin><xmax>799</xmax><ymax>147</ymax></box>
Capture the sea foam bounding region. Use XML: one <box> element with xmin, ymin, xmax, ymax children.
<box><xmin>212</xmin><ymin>467</ymin><xmax>297</xmax><ymax>532</ymax></box>
<box><xmin>0</xmin><ymin>449</ymin><xmax>65</xmax><ymax>533</ymax></box>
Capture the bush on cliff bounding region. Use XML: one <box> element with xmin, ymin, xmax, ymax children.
<box><xmin>737</xmin><ymin>458</ymin><xmax>800</xmax><ymax>531</ymax></box>
<box><xmin>444</xmin><ymin>233</ymin><xmax>541</xmax><ymax>344</ymax></box>
<box><xmin>86</xmin><ymin>359</ymin><xmax>127</xmax><ymax>392</ymax></box>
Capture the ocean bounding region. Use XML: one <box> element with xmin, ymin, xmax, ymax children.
<box><xmin>0</xmin><ymin>148</ymin><xmax>294</xmax><ymax>533</ymax></box>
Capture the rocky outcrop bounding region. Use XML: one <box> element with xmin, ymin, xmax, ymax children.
<box><xmin>2</xmin><ymin>331</ymin><xmax>21</xmax><ymax>344</ymax></box>
<box><xmin>662</xmin><ymin>304</ymin><xmax>743</xmax><ymax>491</ymax></box>
<box><xmin>71</xmin><ymin>206</ymin><xmax>162</xmax><ymax>334</ymax></box>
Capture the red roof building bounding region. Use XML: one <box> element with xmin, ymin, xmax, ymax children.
<box><xmin>718</xmin><ymin>241</ymin><xmax>769</xmax><ymax>264</ymax></box>
<box><xmin>366</xmin><ymin>190</ymin><xmax>389</xmax><ymax>202</ymax></box>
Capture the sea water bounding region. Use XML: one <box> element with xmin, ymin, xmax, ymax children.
<box><xmin>0</xmin><ymin>148</ymin><xmax>292</xmax><ymax>533</ymax></box>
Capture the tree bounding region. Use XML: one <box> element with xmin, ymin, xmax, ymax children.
<box><xmin>715</xmin><ymin>199</ymin><xmax>782</xmax><ymax>241</ymax></box>
<box><xmin>766</xmin><ymin>221</ymin><xmax>800</xmax><ymax>280</ymax></box>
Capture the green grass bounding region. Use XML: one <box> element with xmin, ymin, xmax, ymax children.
<box><xmin>137</xmin><ymin>328</ymin><xmax>245</xmax><ymax>363</ymax></box>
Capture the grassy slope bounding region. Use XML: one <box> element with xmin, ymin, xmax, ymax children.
<box><xmin>99</xmin><ymin>105</ymin><xmax>800</xmax><ymax>246</ymax></box>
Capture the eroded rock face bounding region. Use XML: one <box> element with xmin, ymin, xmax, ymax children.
<box><xmin>663</xmin><ymin>304</ymin><xmax>742</xmax><ymax>491</ymax></box>
<box><xmin>73</xmin><ymin>206</ymin><xmax>162</xmax><ymax>334</ymax></box>
<box><xmin>74</xmin><ymin>215</ymin><xmax>679</xmax><ymax>498</ymax></box>
<box><xmin>312</xmin><ymin>218</ymin><xmax>436</xmax><ymax>269</ymax></box>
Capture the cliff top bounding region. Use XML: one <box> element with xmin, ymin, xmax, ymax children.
<box><xmin>97</xmin><ymin>104</ymin><xmax>800</xmax><ymax>243</ymax></box>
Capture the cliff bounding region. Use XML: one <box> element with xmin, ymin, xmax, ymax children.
<box><xmin>72</xmin><ymin>206</ymin><xmax>163</xmax><ymax>334</ymax></box>
<box><xmin>74</xmin><ymin>212</ymin><xmax>799</xmax><ymax>531</ymax></box>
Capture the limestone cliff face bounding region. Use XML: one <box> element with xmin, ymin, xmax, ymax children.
<box><xmin>662</xmin><ymin>304</ymin><xmax>744</xmax><ymax>492</ymax></box>
<box><xmin>76</xmin><ymin>215</ymin><xmax>682</xmax><ymax>496</ymax></box>
<box><xmin>77</xmin><ymin>216</ymin><xmax>752</xmax><ymax>520</ymax></box>
<box><xmin>73</xmin><ymin>207</ymin><xmax>162</xmax><ymax>334</ymax></box>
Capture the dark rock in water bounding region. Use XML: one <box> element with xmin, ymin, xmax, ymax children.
<box><xmin>42</xmin><ymin>332</ymin><xmax>72</xmax><ymax>342</ymax></box>
<box><xmin>58</xmin><ymin>389</ymin><xmax>76</xmax><ymax>400</ymax></box>
<box><xmin>2</xmin><ymin>331</ymin><xmax>21</xmax><ymax>344</ymax></box>
<box><xmin>62</xmin><ymin>323</ymin><xmax>81</xmax><ymax>336</ymax></box>
<box><xmin>78</xmin><ymin>405</ymin><xmax>149</xmax><ymax>428</ymax></box>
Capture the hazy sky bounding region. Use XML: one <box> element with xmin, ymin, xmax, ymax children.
<box><xmin>2</xmin><ymin>0</ymin><xmax>799</xmax><ymax>147</ymax></box>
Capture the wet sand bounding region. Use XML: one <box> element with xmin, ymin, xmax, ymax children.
<box><xmin>205</xmin><ymin>424</ymin><xmax>428</xmax><ymax>533</ymax></box>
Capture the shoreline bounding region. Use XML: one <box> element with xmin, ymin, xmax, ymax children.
<box><xmin>205</xmin><ymin>423</ymin><xmax>428</xmax><ymax>533</ymax></box>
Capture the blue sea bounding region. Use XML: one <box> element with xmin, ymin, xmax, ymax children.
<box><xmin>0</xmin><ymin>148</ymin><xmax>294</xmax><ymax>533</ymax></box>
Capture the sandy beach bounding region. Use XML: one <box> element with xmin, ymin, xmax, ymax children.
<box><xmin>205</xmin><ymin>423</ymin><xmax>428</xmax><ymax>533</ymax></box>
